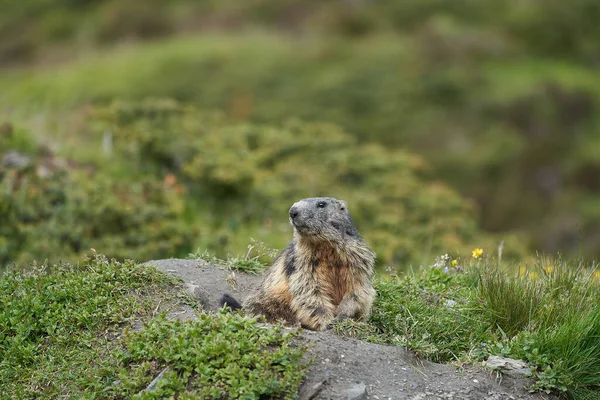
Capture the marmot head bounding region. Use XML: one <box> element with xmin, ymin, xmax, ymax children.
<box><xmin>288</xmin><ymin>197</ymin><xmax>359</xmax><ymax>242</ymax></box>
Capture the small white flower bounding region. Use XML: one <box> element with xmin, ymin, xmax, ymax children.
<box><xmin>433</xmin><ymin>253</ymin><xmax>451</xmax><ymax>268</ymax></box>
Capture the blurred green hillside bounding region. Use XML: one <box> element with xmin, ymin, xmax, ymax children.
<box><xmin>1</xmin><ymin>100</ymin><xmax>525</xmax><ymax>268</ymax></box>
<box><xmin>2</xmin><ymin>0</ymin><xmax>600</xmax><ymax>267</ymax></box>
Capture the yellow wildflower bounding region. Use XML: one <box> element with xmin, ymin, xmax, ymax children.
<box><xmin>472</xmin><ymin>248</ymin><xmax>483</xmax><ymax>259</ymax></box>
<box><xmin>593</xmin><ymin>270</ymin><xmax>600</xmax><ymax>280</ymax></box>
<box><xmin>518</xmin><ymin>265</ymin><xmax>527</xmax><ymax>277</ymax></box>
<box><xmin>544</xmin><ymin>265</ymin><xmax>553</xmax><ymax>274</ymax></box>
<box><xmin>451</xmin><ymin>259</ymin><xmax>458</xmax><ymax>267</ymax></box>
<box><xmin>528</xmin><ymin>271</ymin><xmax>539</xmax><ymax>280</ymax></box>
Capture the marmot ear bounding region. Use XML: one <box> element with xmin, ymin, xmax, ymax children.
<box><xmin>339</xmin><ymin>200</ymin><xmax>348</xmax><ymax>211</ymax></box>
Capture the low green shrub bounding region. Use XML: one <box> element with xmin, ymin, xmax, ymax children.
<box><xmin>88</xmin><ymin>99</ymin><xmax>523</xmax><ymax>268</ymax></box>
<box><xmin>0</xmin><ymin>253</ymin><xmax>307</xmax><ymax>399</ymax></box>
<box><xmin>0</xmin><ymin>129</ymin><xmax>196</xmax><ymax>267</ymax></box>
<box><xmin>1</xmin><ymin>103</ymin><xmax>515</xmax><ymax>269</ymax></box>
<box><xmin>2</xmin><ymin>99</ymin><xmax>529</xmax><ymax>268</ymax></box>
<box><xmin>112</xmin><ymin>312</ymin><xmax>305</xmax><ymax>399</ymax></box>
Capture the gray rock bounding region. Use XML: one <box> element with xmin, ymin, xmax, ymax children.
<box><xmin>484</xmin><ymin>356</ymin><xmax>532</xmax><ymax>378</ymax></box>
<box><xmin>145</xmin><ymin>258</ymin><xmax>264</xmax><ymax>312</ymax></box>
<box><xmin>444</xmin><ymin>299</ymin><xmax>457</xmax><ymax>308</ymax></box>
<box><xmin>2</xmin><ymin>151</ymin><xmax>30</xmax><ymax>169</ymax></box>
<box><xmin>299</xmin><ymin>380</ymin><xmax>326</xmax><ymax>400</ymax></box>
<box><xmin>141</xmin><ymin>367</ymin><xmax>169</xmax><ymax>393</ymax></box>
<box><xmin>346</xmin><ymin>382</ymin><xmax>367</xmax><ymax>399</ymax></box>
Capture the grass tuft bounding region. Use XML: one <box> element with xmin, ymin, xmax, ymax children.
<box><xmin>368</xmin><ymin>262</ymin><xmax>493</xmax><ymax>362</ymax></box>
<box><xmin>363</xmin><ymin>253</ymin><xmax>600</xmax><ymax>398</ymax></box>
<box><xmin>189</xmin><ymin>238</ymin><xmax>277</xmax><ymax>275</ymax></box>
<box><xmin>474</xmin><ymin>256</ymin><xmax>600</xmax><ymax>397</ymax></box>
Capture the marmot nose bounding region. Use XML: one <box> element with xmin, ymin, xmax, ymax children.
<box><xmin>289</xmin><ymin>206</ymin><xmax>299</xmax><ymax>219</ymax></box>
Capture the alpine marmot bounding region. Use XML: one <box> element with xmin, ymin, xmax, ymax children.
<box><xmin>220</xmin><ymin>197</ymin><xmax>376</xmax><ymax>331</ymax></box>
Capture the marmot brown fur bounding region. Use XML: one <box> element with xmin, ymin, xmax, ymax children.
<box><xmin>220</xmin><ymin>197</ymin><xmax>376</xmax><ymax>331</ymax></box>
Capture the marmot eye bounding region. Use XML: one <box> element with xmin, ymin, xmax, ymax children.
<box><xmin>317</xmin><ymin>201</ymin><xmax>326</xmax><ymax>208</ymax></box>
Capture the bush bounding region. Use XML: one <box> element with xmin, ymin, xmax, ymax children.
<box><xmin>0</xmin><ymin>127</ymin><xmax>196</xmax><ymax>267</ymax></box>
<box><xmin>88</xmin><ymin>99</ymin><xmax>523</xmax><ymax>268</ymax></box>
<box><xmin>5</xmin><ymin>100</ymin><xmax>523</xmax><ymax>269</ymax></box>
<box><xmin>112</xmin><ymin>312</ymin><xmax>305</xmax><ymax>399</ymax></box>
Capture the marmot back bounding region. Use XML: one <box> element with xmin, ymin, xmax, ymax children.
<box><xmin>221</xmin><ymin>197</ymin><xmax>376</xmax><ymax>331</ymax></box>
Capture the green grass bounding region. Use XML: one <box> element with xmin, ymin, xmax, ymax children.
<box><xmin>369</xmin><ymin>258</ymin><xmax>495</xmax><ymax>362</ymax></box>
<box><xmin>0</xmin><ymin>252</ymin><xmax>185</xmax><ymax>397</ymax></box>
<box><xmin>2</xmin><ymin>245</ymin><xmax>599</xmax><ymax>398</ymax></box>
<box><xmin>331</xmin><ymin>252</ymin><xmax>600</xmax><ymax>398</ymax></box>
<box><xmin>474</xmin><ymin>257</ymin><xmax>600</xmax><ymax>397</ymax></box>
<box><xmin>0</xmin><ymin>252</ymin><xmax>306</xmax><ymax>399</ymax></box>
<box><xmin>189</xmin><ymin>238</ymin><xmax>277</xmax><ymax>275</ymax></box>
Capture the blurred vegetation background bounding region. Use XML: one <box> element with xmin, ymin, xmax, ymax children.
<box><xmin>1</xmin><ymin>0</ymin><xmax>599</xmax><ymax>270</ymax></box>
